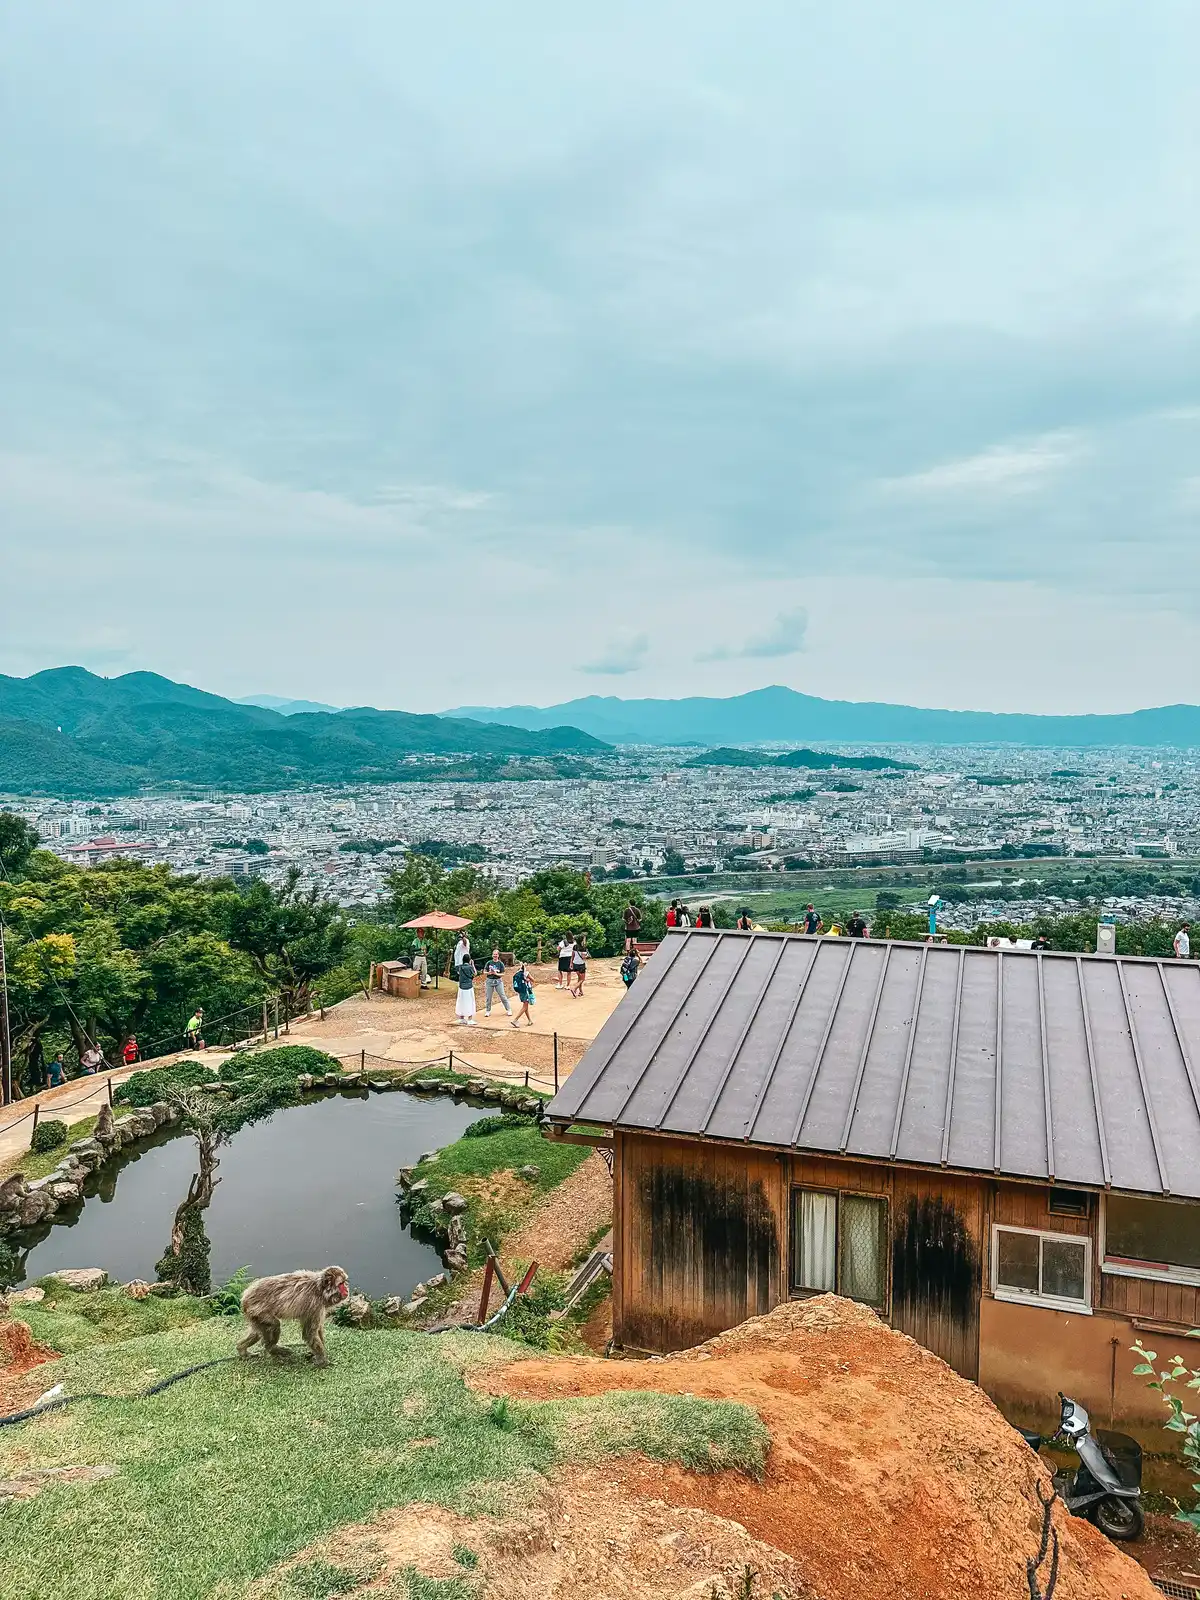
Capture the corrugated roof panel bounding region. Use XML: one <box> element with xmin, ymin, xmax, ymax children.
<box><xmin>943</xmin><ymin>950</ymin><xmax>998</xmax><ymax>1172</ymax></box>
<box><xmin>619</xmin><ymin>934</ymin><xmax>753</xmax><ymax>1129</ymax></box>
<box><xmin>893</xmin><ymin>944</ymin><xmax>961</xmax><ymax>1167</ymax></box>
<box><xmin>996</xmin><ymin>953</ymin><xmax>1050</xmax><ymax>1179</ymax></box>
<box><xmin>704</xmin><ymin>938</ymin><xmax>820</xmax><ymax>1142</ymax></box>
<box><xmin>1039</xmin><ymin>957</ymin><xmax>1106</xmax><ymax>1186</ymax></box>
<box><xmin>796</xmin><ymin>940</ymin><xmax>892</xmax><ymax>1151</ymax></box>
<box><xmin>663</xmin><ymin>936</ymin><xmax>792</xmax><ymax>1134</ymax></box>
<box><xmin>1124</xmin><ymin>963</ymin><xmax>1200</xmax><ymax>1199</ymax></box>
<box><xmin>844</xmin><ymin>943</ymin><xmax>924</xmax><ymax>1158</ymax></box>
<box><xmin>751</xmin><ymin>941</ymin><xmax>855</xmax><ymax>1143</ymax></box>
<box><xmin>1081</xmin><ymin>959</ymin><xmax>1164</xmax><ymax>1195</ymax></box>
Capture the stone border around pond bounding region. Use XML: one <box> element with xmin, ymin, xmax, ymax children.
<box><xmin>0</xmin><ymin>1100</ymin><xmax>184</xmax><ymax>1237</ymax></box>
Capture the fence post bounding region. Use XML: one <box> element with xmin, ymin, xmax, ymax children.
<box><xmin>262</xmin><ymin>999</ymin><xmax>269</xmax><ymax>1043</ymax></box>
<box><xmin>360</xmin><ymin>1048</ymin><xmax>365</xmax><ymax>1073</ymax></box>
<box><xmin>273</xmin><ymin>998</ymin><xmax>279</xmax><ymax>1041</ymax></box>
<box><xmin>31</xmin><ymin>1103</ymin><xmax>40</xmax><ymax>1139</ymax></box>
<box><xmin>524</xmin><ymin>1069</ymin><xmax>529</xmax><ymax>1088</ymax></box>
<box><xmin>553</xmin><ymin>1032</ymin><xmax>559</xmax><ymax>1093</ymax></box>
<box><xmin>107</xmin><ymin>1076</ymin><xmax>114</xmax><ymax>1107</ymax></box>
<box><xmin>319</xmin><ymin>995</ymin><xmax>325</xmax><ymax>1021</ymax></box>
<box><xmin>448</xmin><ymin>1049</ymin><xmax>454</xmax><ymax>1075</ymax></box>
<box><xmin>283</xmin><ymin>998</ymin><xmax>290</xmax><ymax>1035</ymax></box>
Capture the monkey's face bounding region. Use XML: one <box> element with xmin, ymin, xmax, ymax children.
<box><xmin>320</xmin><ymin>1266</ymin><xmax>350</xmax><ymax>1306</ymax></box>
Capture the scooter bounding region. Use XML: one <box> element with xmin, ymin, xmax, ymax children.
<box><xmin>1019</xmin><ymin>1393</ymin><xmax>1144</xmax><ymax>1541</ymax></box>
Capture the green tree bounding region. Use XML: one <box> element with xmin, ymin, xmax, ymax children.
<box><xmin>224</xmin><ymin>870</ymin><xmax>349</xmax><ymax>1014</ymax></box>
<box><xmin>0</xmin><ymin>811</ymin><xmax>40</xmax><ymax>878</ymax></box>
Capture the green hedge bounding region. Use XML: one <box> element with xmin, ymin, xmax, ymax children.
<box><xmin>30</xmin><ymin>1119</ymin><xmax>67</xmax><ymax>1154</ymax></box>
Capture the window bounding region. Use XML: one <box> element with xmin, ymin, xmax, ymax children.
<box><xmin>1103</xmin><ymin>1195</ymin><xmax>1200</xmax><ymax>1285</ymax></box>
<box><xmin>992</xmin><ymin>1225</ymin><xmax>1090</xmax><ymax>1312</ymax></box>
<box><xmin>792</xmin><ymin>1188</ymin><xmax>888</xmax><ymax>1310</ymax></box>
<box><xmin>1048</xmin><ymin>1187</ymin><xmax>1090</xmax><ymax>1218</ymax></box>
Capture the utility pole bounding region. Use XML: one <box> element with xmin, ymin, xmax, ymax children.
<box><xmin>0</xmin><ymin>915</ymin><xmax>12</xmax><ymax>1107</ymax></box>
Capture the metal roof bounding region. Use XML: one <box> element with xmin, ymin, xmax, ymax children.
<box><xmin>547</xmin><ymin>930</ymin><xmax>1200</xmax><ymax>1198</ymax></box>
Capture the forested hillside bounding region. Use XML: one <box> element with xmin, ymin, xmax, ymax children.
<box><xmin>0</xmin><ymin>668</ymin><xmax>606</xmax><ymax>795</ymax></box>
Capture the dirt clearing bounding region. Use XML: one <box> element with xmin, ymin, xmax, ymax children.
<box><xmin>482</xmin><ymin>1297</ymin><xmax>1159</xmax><ymax>1600</ymax></box>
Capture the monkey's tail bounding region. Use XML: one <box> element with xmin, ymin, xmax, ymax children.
<box><xmin>0</xmin><ymin>1357</ymin><xmax>239</xmax><ymax>1429</ymax></box>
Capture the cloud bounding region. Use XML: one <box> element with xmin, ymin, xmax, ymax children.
<box><xmin>699</xmin><ymin>607</ymin><xmax>809</xmax><ymax>662</ymax></box>
<box><xmin>878</xmin><ymin>433</ymin><xmax>1084</xmax><ymax>499</ymax></box>
<box><xmin>582</xmin><ymin>631</ymin><xmax>650</xmax><ymax>676</ymax></box>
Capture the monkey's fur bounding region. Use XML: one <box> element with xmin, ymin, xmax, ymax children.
<box><xmin>94</xmin><ymin>1103</ymin><xmax>115</xmax><ymax>1140</ymax></box>
<box><xmin>237</xmin><ymin>1265</ymin><xmax>350</xmax><ymax>1366</ymax></box>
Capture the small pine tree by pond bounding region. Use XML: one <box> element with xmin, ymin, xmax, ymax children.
<box><xmin>30</xmin><ymin>1119</ymin><xmax>67</xmax><ymax>1153</ymax></box>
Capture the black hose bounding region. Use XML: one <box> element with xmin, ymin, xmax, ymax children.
<box><xmin>0</xmin><ymin>1356</ymin><xmax>238</xmax><ymax>1428</ymax></box>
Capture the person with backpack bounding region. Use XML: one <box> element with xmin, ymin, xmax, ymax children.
<box><xmin>511</xmin><ymin>962</ymin><xmax>535</xmax><ymax>1027</ymax></box>
<box><xmin>623</xmin><ymin>901</ymin><xmax>642</xmax><ymax>952</ymax></box>
<box><xmin>620</xmin><ymin>948</ymin><xmax>642</xmax><ymax>990</ymax></box>
<box><xmin>695</xmin><ymin>906</ymin><xmax>714</xmax><ymax>929</ymax></box>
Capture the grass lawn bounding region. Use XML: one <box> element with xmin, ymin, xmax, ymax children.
<box><xmin>0</xmin><ymin>1319</ymin><xmax>767</xmax><ymax>1600</ymax></box>
<box><xmin>17</xmin><ymin>1282</ymin><xmax>214</xmax><ymax>1355</ymax></box>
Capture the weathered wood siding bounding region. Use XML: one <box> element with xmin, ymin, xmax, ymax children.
<box><xmin>890</xmin><ymin>1171</ymin><xmax>984</xmax><ymax>1380</ymax></box>
<box><xmin>614</xmin><ymin>1132</ymin><xmax>787</xmax><ymax>1352</ymax></box>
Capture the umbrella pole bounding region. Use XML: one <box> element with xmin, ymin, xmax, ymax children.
<box><xmin>434</xmin><ymin>930</ymin><xmax>439</xmax><ymax>991</ymax></box>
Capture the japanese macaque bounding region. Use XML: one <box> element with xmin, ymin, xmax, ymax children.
<box><xmin>94</xmin><ymin>1103</ymin><xmax>115</xmax><ymax>1140</ymax></box>
<box><xmin>236</xmin><ymin>1265</ymin><xmax>350</xmax><ymax>1367</ymax></box>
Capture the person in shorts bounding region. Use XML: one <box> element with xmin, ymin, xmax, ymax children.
<box><xmin>511</xmin><ymin>962</ymin><xmax>535</xmax><ymax>1027</ymax></box>
<box><xmin>556</xmin><ymin>935</ymin><xmax>574</xmax><ymax>988</ymax></box>
<box><xmin>803</xmin><ymin>905</ymin><xmax>822</xmax><ymax>935</ymax></box>
<box><xmin>570</xmin><ymin>936</ymin><xmax>588</xmax><ymax>996</ymax></box>
<box><xmin>623</xmin><ymin>901</ymin><xmax>642</xmax><ymax>952</ymax></box>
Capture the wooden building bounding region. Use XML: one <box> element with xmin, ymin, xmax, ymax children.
<box><xmin>546</xmin><ymin>929</ymin><xmax>1200</xmax><ymax>1437</ymax></box>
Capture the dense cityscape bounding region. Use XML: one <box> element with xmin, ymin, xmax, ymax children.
<box><xmin>9</xmin><ymin>743</ymin><xmax>1200</xmax><ymax>929</ymax></box>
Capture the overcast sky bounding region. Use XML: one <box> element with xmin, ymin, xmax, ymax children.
<box><xmin>2</xmin><ymin>2</ymin><xmax>1198</xmax><ymax>715</ymax></box>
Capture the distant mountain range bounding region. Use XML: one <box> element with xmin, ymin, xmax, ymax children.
<box><xmin>236</xmin><ymin>694</ymin><xmax>341</xmax><ymax>716</ymax></box>
<box><xmin>0</xmin><ymin>668</ymin><xmax>607</xmax><ymax>796</ymax></box>
<box><xmin>447</xmin><ymin>685</ymin><xmax>1200</xmax><ymax>747</ymax></box>
<box><xmin>683</xmin><ymin>747</ymin><xmax>914</xmax><ymax>771</ymax></box>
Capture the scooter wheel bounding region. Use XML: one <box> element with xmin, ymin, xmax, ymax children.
<box><xmin>1091</xmin><ymin>1496</ymin><xmax>1144</xmax><ymax>1541</ymax></box>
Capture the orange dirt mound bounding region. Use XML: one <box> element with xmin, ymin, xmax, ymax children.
<box><xmin>0</xmin><ymin>1317</ymin><xmax>57</xmax><ymax>1415</ymax></box>
<box><xmin>483</xmin><ymin>1295</ymin><xmax>1159</xmax><ymax>1600</ymax></box>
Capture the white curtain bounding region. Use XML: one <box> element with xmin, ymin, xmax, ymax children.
<box><xmin>796</xmin><ymin>1190</ymin><xmax>837</xmax><ymax>1292</ymax></box>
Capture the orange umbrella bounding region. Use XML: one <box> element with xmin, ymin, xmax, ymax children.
<box><xmin>400</xmin><ymin>912</ymin><xmax>473</xmax><ymax>988</ymax></box>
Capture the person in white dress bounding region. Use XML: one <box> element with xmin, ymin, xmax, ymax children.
<box><xmin>455</xmin><ymin>955</ymin><xmax>477</xmax><ymax>1024</ymax></box>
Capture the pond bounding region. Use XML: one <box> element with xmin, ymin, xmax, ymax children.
<box><xmin>10</xmin><ymin>1091</ymin><xmax>483</xmax><ymax>1298</ymax></box>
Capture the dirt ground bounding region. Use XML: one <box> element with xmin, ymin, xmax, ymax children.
<box><xmin>0</xmin><ymin>1317</ymin><xmax>57</xmax><ymax>1415</ymax></box>
<box><xmin>440</xmin><ymin>1152</ymin><xmax>614</xmax><ymax>1325</ymax></box>
<box><xmin>479</xmin><ymin>1297</ymin><xmax>1161</xmax><ymax>1600</ymax></box>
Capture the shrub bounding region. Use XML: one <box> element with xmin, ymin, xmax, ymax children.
<box><xmin>30</xmin><ymin>1119</ymin><xmax>67</xmax><ymax>1154</ymax></box>
<box><xmin>210</xmin><ymin>1265</ymin><xmax>252</xmax><ymax>1315</ymax></box>
<box><xmin>116</xmin><ymin>1061</ymin><xmax>212</xmax><ymax>1107</ymax></box>
<box><xmin>462</xmin><ymin>1112</ymin><xmax>531</xmax><ymax>1139</ymax></box>
<box><xmin>0</xmin><ymin>1238</ymin><xmax>17</xmax><ymax>1291</ymax></box>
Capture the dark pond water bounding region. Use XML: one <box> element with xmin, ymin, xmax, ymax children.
<box><xmin>11</xmin><ymin>1091</ymin><xmax>482</xmax><ymax>1298</ymax></box>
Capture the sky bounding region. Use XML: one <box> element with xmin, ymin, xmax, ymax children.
<box><xmin>2</xmin><ymin>1</ymin><xmax>1198</xmax><ymax>716</ymax></box>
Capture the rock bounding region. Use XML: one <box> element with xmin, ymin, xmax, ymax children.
<box><xmin>499</xmin><ymin>1090</ymin><xmax>521</xmax><ymax>1109</ymax></box>
<box><xmin>447</xmin><ymin>1215</ymin><xmax>467</xmax><ymax>1247</ymax></box>
<box><xmin>147</xmin><ymin>1282</ymin><xmax>180</xmax><ymax>1298</ymax></box>
<box><xmin>409</xmin><ymin>1281</ymin><xmax>428</xmax><ymax>1300</ymax></box>
<box><xmin>435</xmin><ymin>1080</ymin><xmax>456</xmax><ymax>1095</ymax></box>
<box><xmin>124</xmin><ymin>1281</ymin><xmax>153</xmax><ymax>1300</ymax></box>
<box><xmin>46</xmin><ymin>1182</ymin><xmax>84</xmax><ymax>1205</ymax></box>
<box><xmin>342</xmin><ymin>1292</ymin><xmax>372</xmax><ymax>1326</ymax></box>
<box><xmin>418</xmin><ymin>1150</ymin><xmax>439</xmax><ymax>1164</ymax></box>
<box><xmin>401</xmin><ymin>1298</ymin><xmax>427</xmax><ymax>1316</ymax></box>
<box><xmin>69</xmin><ymin>1138</ymin><xmax>102</xmax><ymax>1158</ymax></box>
<box><xmin>443</xmin><ymin>1247</ymin><xmax>468</xmax><ymax>1273</ymax></box>
<box><xmin>516</xmin><ymin>1164</ymin><xmax>541</xmax><ymax>1182</ymax></box>
<box><xmin>424</xmin><ymin>1272</ymin><xmax>447</xmax><ymax>1291</ymax></box>
<box><xmin>379</xmin><ymin>1295</ymin><xmax>405</xmax><ymax>1316</ymax></box>
<box><xmin>427</xmin><ymin>1198</ymin><xmax>445</xmax><ymax>1215</ymax></box>
<box><xmin>482</xmin><ymin>1085</ymin><xmax>503</xmax><ymax>1101</ymax></box>
<box><xmin>8</xmin><ymin>1286</ymin><xmax>45</xmax><ymax>1305</ymax></box>
<box><xmin>406</xmin><ymin>1179</ymin><xmax>429</xmax><ymax>1198</ymax></box>
<box><xmin>45</xmin><ymin>1268</ymin><xmax>108</xmax><ymax>1292</ymax></box>
<box><xmin>368</xmin><ymin>1079</ymin><xmax>391</xmax><ymax>1093</ymax></box>
<box><xmin>341</xmin><ymin>1073</ymin><xmax>363</xmax><ymax>1088</ymax></box>
<box><xmin>466</xmin><ymin>1079</ymin><xmax>488</xmax><ymax>1095</ymax></box>
<box><xmin>322</xmin><ymin>1073</ymin><xmax>341</xmax><ymax>1088</ymax></box>
<box><xmin>149</xmin><ymin>1102</ymin><xmax>171</xmax><ymax>1126</ymax></box>
<box><xmin>441</xmin><ymin>1191</ymin><xmax>468</xmax><ymax>1213</ymax></box>
<box><xmin>297</xmin><ymin>1074</ymin><xmax>315</xmax><ymax>1091</ymax></box>
<box><xmin>394</xmin><ymin>1167</ymin><xmax>414</xmax><ymax>1189</ymax></box>
<box><xmin>17</xmin><ymin>1193</ymin><xmax>51</xmax><ymax>1227</ymax></box>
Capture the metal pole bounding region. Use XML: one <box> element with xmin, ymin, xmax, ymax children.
<box><xmin>0</xmin><ymin>916</ymin><xmax>11</xmax><ymax>1107</ymax></box>
<box><xmin>553</xmin><ymin>1031</ymin><xmax>559</xmax><ymax>1093</ymax></box>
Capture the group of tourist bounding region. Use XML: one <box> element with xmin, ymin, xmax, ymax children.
<box><xmin>554</xmin><ymin>934</ymin><xmax>590</xmax><ymax>996</ymax></box>
<box><xmin>446</xmin><ymin>932</ymin><xmax>536</xmax><ymax>1029</ymax></box>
